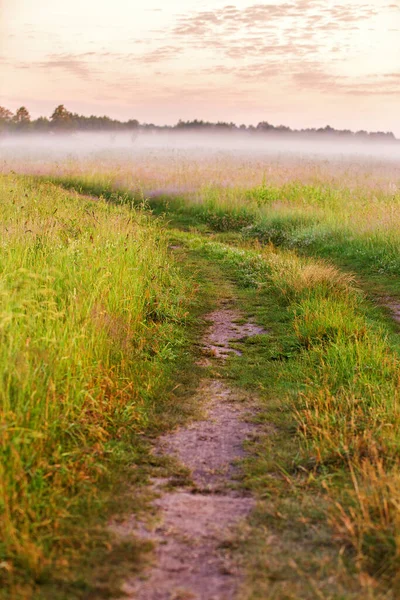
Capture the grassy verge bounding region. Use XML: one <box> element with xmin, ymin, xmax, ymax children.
<box><xmin>175</xmin><ymin>182</ymin><xmax>400</xmax><ymax>289</ymax></box>
<box><xmin>0</xmin><ymin>174</ymin><xmax>201</xmax><ymax>598</ymax></box>
<box><xmin>175</xmin><ymin>233</ymin><xmax>400</xmax><ymax>597</ymax></box>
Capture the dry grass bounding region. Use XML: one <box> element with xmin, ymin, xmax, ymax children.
<box><xmin>333</xmin><ymin>457</ymin><xmax>400</xmax><ymax>584</ymax></box>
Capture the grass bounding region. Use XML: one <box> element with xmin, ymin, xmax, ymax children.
<box><xmin>20</xmin><ymin>157</ymin><xmax>400</xmax><ymax>281</ymax></box>
<box><xmin>0</xmin><ymin>174</ymin><xmax>199</xmax><ymax>597</ymax></box>
<box><xmin>2</xmin><ymin>149</ymin><xmax>400</xmax><ymax>597</ymax></box>
<box><xmin>169</xmin><ymin>233</ymin><xmax>400</xmax><ymax>596</ymax></box>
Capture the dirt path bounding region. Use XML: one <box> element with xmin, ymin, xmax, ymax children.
<box><xmin>379</xmin><ymin>297</ymin><xmax>400</xmax><ymax>324</ymax></box>
<box><xmin>113</xmin><ymin>305</ymin><xmax>266</xmax><ymax>600</ymax></box>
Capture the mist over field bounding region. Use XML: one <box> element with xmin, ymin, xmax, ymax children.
<box><xmin>1</xmin><ymin>130</ymin><xmax>400</xmax><ymax>164</ymax></box>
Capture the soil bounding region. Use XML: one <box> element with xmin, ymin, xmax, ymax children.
<box><xmin>380</xmin><ymin>297</ymin><xmax>400</xmax><ymax>324</ymax></box>
<box><xmin>113</xmin><ymin>307</ymin><xmax>267</xmax><ymax>600</ymax></box>
<box><xmin>202</xmin><ymin>306</ymin><xmax>265</xmax><ymax>361</ymax></box>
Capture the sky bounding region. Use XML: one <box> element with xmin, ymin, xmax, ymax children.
<box><xmin>1</xmin><ymin>0</ymin><xmax>400</xmax><ymax>133</ymax></box>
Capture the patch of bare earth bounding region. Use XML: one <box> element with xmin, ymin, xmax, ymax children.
<box><xmin>380</xmin><ymin>297</ymin><xmax>400</xmax><ymax>324</ymax></box>
<box><xmin>201</xmin><ymin>304</ymin><xmax>265</xmax><ymax>363</ymax></box>
<box><xmin>113</xmin><ymin>307</ymin><xmax>266</xmax><ymax>600</ymax></box>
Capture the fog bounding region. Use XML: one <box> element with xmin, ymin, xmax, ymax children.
<box><xmin>1</xmin><ymin>131</ymin><xmax>400</xmax><ymax>164</ymax></box>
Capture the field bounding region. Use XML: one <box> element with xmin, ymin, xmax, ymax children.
<box><xmin>1</xmin><ymin>137</ymin><xmax>400</xmax><ymax>598</ymax></box>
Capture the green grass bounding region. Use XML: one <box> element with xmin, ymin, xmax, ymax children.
<box><xmin>39</xmin><ymin>172</ymin><xmax>400</xmax><ymax>285</ymax></box>
<box><xmin>172</xmin><ymin>233</ymin><xmax>400</xmax><ymax>596</ymax></box>
<box><xmin>0</xmin><ymin>174</ymin><xmax>199</xmax><ymax>596</ymax></box>
<box><xmin>3</xmin><ymin>163</ymin><xmax>400</xmax><ymax>597</ymax></box>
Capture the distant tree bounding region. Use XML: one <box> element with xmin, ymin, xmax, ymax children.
<box><xmin>215</xmin><ymin>121</ymin><xmax>236</xmax><ymax>130</ymax></box>
<box><xmin>338</xmin><ymin>129</ymin><xmax>352</xmax><ymax>137</ymax></box>
<box><xmin>0</xmin><ymin>103</ymin><xmax>397</xmax><ymax>142</ymax></box>
<box><xmin>126</xmin><ymin>118</ymin><xmax>139</xmax><ymax>129</ymax></box>
<box><xmin>13</xmin><ymin>106</ymin><xmax>31</xmax><ymax>124</ymax></box>
<box><xmin>0</xmin><ymin>106</ymin><xmax>13</xmax><ymax>134</ymax></box>
<box><xmin>369</xmin><ymin>131</ymin><xmax>396</xmax><ymax>141</ymax></box>
<box><xmin>51</xmin><ymin>105</ymin><xmax>73</xmax><ymax>130</ymax></box>
<box><xmin>12</xmin><ymin>106</ymin><xmax>31</xmax><ymax>131</ymax></box>
<box><xmin>0</xmin><ymin>106</ymin><xmax>13</xmax><ymax>122</ymax></box>
<box><xmin>256</xmin><ymin>121</ymin><xmax>274</xmax><ymax>131</ymax></box>
<box><xmin>32</xmin><ymin>116</ymin><xmax>51</xmax><ymax>132</ymax></box>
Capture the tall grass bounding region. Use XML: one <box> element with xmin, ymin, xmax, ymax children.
<box><xmin>13</xmin><ymin>153</ymin><xmax>399</xmax><ymax>275</ymax></box>
<box><xmin>3</xmin><ymin>152</ymin><xmax>400</xmax><ymax>590</ymax></box>
<box><xmin>0</xmin><ymin>174</ymin><xmax>190</xmax><ymax>583</ymax></box>
<box><xmin>183</xmin><ymin>235</ymin><xmax>400</xmax><ymax>585</ymax></box>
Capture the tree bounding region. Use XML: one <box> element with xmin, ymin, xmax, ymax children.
<box><xmin>50</xmin><ymin>104</ymin><xmax>73</xmax><ymax>130</ymax></box>
<box><xmin>126</xmin><ymin>119</ymin><xmax>139</xmax><ymax>130</ymax></box>
<box><xmin>33</xmin><ymin>117</ymin><xmax>50</xmax><ymax>132</ymax></box>
<box><xmin>256</xmin><ymin>121</ymin><xmax>275</xmax><ymax>131</ymax></box>
<box><xmin>0</xmin><ymin>106</ymin><xmax>13</xmax><ymax>134</ymax></box>
<box><xmin>13</xmin><ymin>106</ymin><xmax>31</xmax><ymax>124</ymax></box>
<box><xmin>13</xmin><ymin>106</ymin><xmax>31</xmax><ymax>131</ymax></box>
<box><xmin>0</xmin><ymin>106</ymin><xmax>13</xmax><ymax>122</ymax></box>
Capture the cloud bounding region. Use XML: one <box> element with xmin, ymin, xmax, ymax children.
<box><xmin>7</xmin><ymin>53</ymin><xmax>104</xmax><ymax>79</ymax></box>
<box><xmin>37</xmin><ymin>55</ymin><xmax>94</xmax><ymax>78</ymax></box>
<box><xmin>163</xmin><ymin>1</ymin><xmax>381</xmax><ymax>79</ymax></box>
<box><xmin>200</xmin><ymin>61</ymin><xmax>284</xmax><ymax>80</ymax></box>
<box><xmin>172</xmin><ymin>2</ymin><xmax>378</xmax><ymax>39</ymax></box>
<box><xmin>159</xmin><ymin>1</ymin><xmax>396</xmax><ymax>100</ymax></box>
<box><xmin>190</xmin><ymin>59</ymin><xmax>400</xmax><ymax>99</ymax></box>
<box><xmin>291</xmin><ymin>70</ymin><xmax>400</xmax><ymax>96</ymax></box>
<box><xmin>137</xmin><ymin>45</ymin><xmax>183</xmax><ymax>64</ymax></box>
<box><xmin>25</xmin><ymin>45</ymin><xmax>183</xmax><ymax>76</ymax></box>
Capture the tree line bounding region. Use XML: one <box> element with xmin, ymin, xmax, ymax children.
<box><xmin>0</xmin><ymin>105</ymin><xmax>139</xmax><ymax>133</ymax></box>
<box><xmin>0</xmin><ymin>104</ymin><xmax>397</xmax><ymax>142</ymax></box>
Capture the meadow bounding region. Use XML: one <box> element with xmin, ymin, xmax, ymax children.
<box><xmin>0</xmin><ymin>173</ymin><xmax>195</xmax><ymax>597</ymax></box>
<box><xmin>1</xmin><ymin>137</ymin><xmax>400</xmax><ymax>598</ymax></box>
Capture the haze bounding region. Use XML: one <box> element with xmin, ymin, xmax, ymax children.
<box><xmin>1</xmin><ymin>131</ymin><xmax>400</xmax><ymax>169</ymax></box>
